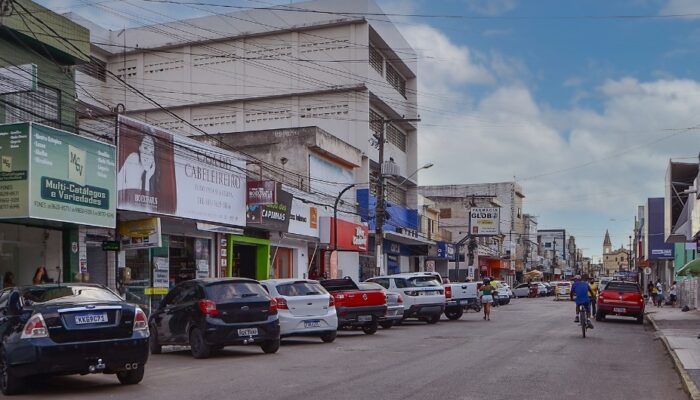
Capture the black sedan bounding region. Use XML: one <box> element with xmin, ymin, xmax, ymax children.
<box><xmin>0</xmin><ymin>283</ymin><xmax>149</xmax><ymax>395</ymax></box>
<box><xmin>149</xmin><ymin>278</ymin><xmax>281</xmax><ymax>359</ymax></box>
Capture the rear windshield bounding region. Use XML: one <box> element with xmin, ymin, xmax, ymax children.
<box><xmin>358</xmin><ymin>282</ymin><xmax>385</xmax><ymax>291</ymax></box>
<box><xmin>406</xmin><ymin>277</ymin><xmax>441</xmax><ymax>288</ymax></box>
<box><xmin>276</xmin><ymin>282</ymin><xmax>327</xmax><ymax>297</ymax></box>
<box><xmin>22</xmin><ymin>285</ymin><xmax>121</xmax><ymax>304</ymax></box>
<box><xmin>605</xmin><ymin>282</ymin><xmax>640</xmax><ymax>293</ymax></box>
<box><xmin>206</xmin><ymin>282</ymin><xmax>268</xmax><ymax>301</ymax></box>
<box><xmin>319</xmin><ymin>279</ymin><xmax>359</xmax><ymax>292</ymax></box>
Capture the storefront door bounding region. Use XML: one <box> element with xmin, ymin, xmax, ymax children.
<box><xmin>86</xmin><ymin>244</ymin><xmax>108</xmax><ymax>286</ymax></box>
<box><xmin>233</xmin><ymin>245</ymin><xmax>258</xmax><ymax>279</ymax></box>
<box><xmin>271</xmin><ymin>247</ymin><xmax>292</xmax><ymax>279</ymax></box>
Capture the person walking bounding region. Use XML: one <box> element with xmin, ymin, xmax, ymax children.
<box><xmin>480</xmin><ymin>278</ymin><xmax>496</xmax><ymax>321</ymax></box>
<box><xmin>656</xmin><ymin>280</ymin><xmax>665</xmax><ymax>308</ymax></box>
<box><xmin>647</xmin><ymin>281</ymin><xmax>655</xmax><ymax>304</ymax></box>
<box><xmin>669</xmin><ymin>281</ymin><xmax>678</xmax><ymax>307</ymax></box>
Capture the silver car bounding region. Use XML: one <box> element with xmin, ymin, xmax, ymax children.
<box><xmin>359</xmin><ymin>282</ymin><xmax>404</xmax><ymax>329</ymax></box>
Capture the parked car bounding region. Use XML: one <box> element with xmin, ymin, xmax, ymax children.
<box><xmin>149</xmin><ymin>278</ymin><xmax>281</xmax><ymax>359</ymax></box>
<box><xmin>358</xmin><ymin>282</ymin><xmax>404</xmax><ymax>329</ymax></box>
<box><xmin>0</xmin><ymin>283</ymin><xmax>149</xmax><ymax>395</ymax></box>
<box><xmin>596</xmin><ymin>280</ymin><xmax>645</xmax><ymax>324</ymax></box>
<box><xmin>554</xmin><ymin>281</ymin><xmax>572</xmax><ymax>300</ymax></box>
<box><xmin>319</xmin><ymin>278</ymin><xmax>387</xmax><ymax>334</ymax></box>
<box><xmin>366</xmin><ymin>273</ymin><xmax>445</xmax><ymax>324</ymax></box>
<box><xmin>542</xmin><ymin>282</ymin><xmax>554</xmax><ymax>296</ymax></box>
<box><xmin>494</xmin><ymin>283</ymin><xmax>513</xmax><ymax>305</ymax></box>
<box><xmin>443</xmin><ymin>281</ymin><xmax>481</xmax><ymax>320</ymax></box>
<box><xmin>513</xmin><ymin>283</ymin><xmax>528</xmax><ymax>298</ymax></box>
<box><xmin>260</xmin><ymin>279</ymin><xmax>337</xmax><ymax>343</ymax></box>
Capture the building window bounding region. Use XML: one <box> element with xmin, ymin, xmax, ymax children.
<box><xmin>370</xmin><ymin>168</ymin><xmax>379</xmax><ymax>197</ymax></box>
<box><xmin>386</xmin><ymin>123</ymin><xmax>406</xmax><ymax>152</ymax></box>
<box><xmin>77</xmin><ymin>56</ymin><xmax>107</xmax><ymax>82</ymax></box>
<box><xmin>369</xmin><ymin>45</ymin><xmax>384</xmax><ymax>76</ymax></box>
<box><xmin>385</xmin><ymin>182</ymin><xmax>406</xmax><ymax>206</ymax></box>
<box><xmin>369</xmin><ymin>109</ymin><xmax>383</xmax><ymax>137</ymax></box>
<box><xmin>385</xmin><ymin>62</ymin><xmax>406</xmax><ymax>98</ymax></box>
<box><xmin>3</xmin><ymin>84</ymin><xmax>61</xmax><ymax>128</ymax></box>
<box><xmin>440</xmin><ymin>208</ymin><xmax>452</xmax><ymax>218</ymax></box>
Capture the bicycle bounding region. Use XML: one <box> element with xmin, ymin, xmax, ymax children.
<box><xmin>576</xmin><ymin>302</ymin><xmax>591</xmax><ymax>338</ymax></box>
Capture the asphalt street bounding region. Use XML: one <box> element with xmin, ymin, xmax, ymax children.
<box><xmin>18</xmin><ymin>297</ymin><xmax>687</xmax><ymax>400</ymax></box>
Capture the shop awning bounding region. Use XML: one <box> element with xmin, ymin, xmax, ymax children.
<box><xmin>385</xmin><ymin>231</ymin><xmax>434</xmax><ymax>246</ymax></box>
<box><xmin>677</xmin><ymin>258</ymin><xmax>700</xmax><ymax>277</ymax></box>
<box><xmin>526</xmin><ymin>270</ymin><xmax>543</xmax><ymax>278</ymax></box>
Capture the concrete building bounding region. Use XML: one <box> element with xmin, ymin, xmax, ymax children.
<box><xmin>537</xmin><ymin>229</ymin><xmax>566</xmax><ymax>279</ymax></box>
<box><xmin>419</xmin><ymin>182</ymin><xmax>526</xmax><ymax>285</ymax></box>
<box><xmin>70</xmin><ymin>0</ymin><xmax>422</xmax><ymax>279</ymax></box>
<box><xmin>523</xmin><ymin>214</ymin><xmax>538</xmax><ymax>271</ymax></box>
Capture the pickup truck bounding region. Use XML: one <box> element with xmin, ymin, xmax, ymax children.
<box><xmin>420</xmin><ymin>272</ymin><xmax>480</xmax><ymax>320</ymax></box>
<box><xmin>320</xmin><ymin>278</ymin><xmax>387</xmax><ymax>335</ymax></box>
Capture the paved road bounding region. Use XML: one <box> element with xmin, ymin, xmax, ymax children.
<box><xmin>20</xmin><ymin>297</ymin><xmax>687</xmax><ymax>400</ymax></box>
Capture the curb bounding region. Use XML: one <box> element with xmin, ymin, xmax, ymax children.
<box><xmin>646</xmin><ymin>313</ymin><xmax>700</xmax><ymax>400</ymax></box>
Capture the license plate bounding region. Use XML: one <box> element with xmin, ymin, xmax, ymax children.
<box><xmin>358</xmin><ymin>315</ymin><xmax>372</xmax><ymax>322</ymax></box>
<box><xmin>75</xmin><ymin>313</ymin><xmax>108</xmax><ymax>325</ymax></box>
<box><xmin>304</xmin><ymin>320</ymin><xmax>321</xmax><ymax>328</ymax></box>
<box><xmin>447</xmin><ymin>300</ymin><xmax>457</xmax><ymax>305</ymax></box>
<box><xmin>237</xmin><ymin>328</ymin><xmax>258</xmax><ymax>336</ymax></box>
<box><xmin>613</xmin><ymin>307</ymin><xmax>626</xmax><ymax>313</ymax></box>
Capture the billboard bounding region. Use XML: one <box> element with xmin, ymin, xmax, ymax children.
<box><xmin>470</xmin><ymin>207</ymin><xmax>500</xmax><ymax>236</ymax></box>
<box><xmin>0</xmin><ymin>122</ymin><xmax>116</xmax><ymax>227</ymax></box>
<box><xmin>117</xmin><ymin>116</ymin><xmax>246</xmax><ymax>226</ymax></box>
<box><xmin>647</xmin><ymin>198</ymin><xmax>674</xmax><ymax>259</ymax></box>
<box><xmin>246</xmin><ymin>189</ymin><xmax>293</xmax><ymax>232</ymax></box>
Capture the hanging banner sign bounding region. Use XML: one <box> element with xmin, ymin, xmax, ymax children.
<box><xmin>247</xmin><ymin>181</ymin><xmax>277</xmax><ymax>205</ymax></box>
<box><xmin>246</xmin><ymin>190</ymin><xmax>293</xmax><ymax>232</ymax></box>
<box><xmin>118</xmin><ymin>217</ymin><xmax>162</xmax><ymax>250</ymax></box>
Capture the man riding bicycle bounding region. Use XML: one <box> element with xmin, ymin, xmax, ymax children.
<box><xmin>570</xmin><ymin>275</ymin><xmax>594</xmax><ymax>329</ymax></box>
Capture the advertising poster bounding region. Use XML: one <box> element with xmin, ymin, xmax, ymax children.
<box><xmin>470</xmin><ymin>207</ymin><xmax>500</xmax><ymax>236</ymax></box>
<box><xmin>247</xmin><ymin>181</ymin><xmax>277</xmax><ymax>205</ymax></box>
<box><xmin>246</xmin><ymin>190</ymin><xmax>293</xmax><ymax>232</ymax></box>
<box><xmin>0</xmin><ymin>122</ymin><xmax>116</xmax><ymax>227</ymax></box>
<box><xmin>152</xmin><ymin>256</ymin><xmax>169</xmax><ymax>288</ymax></box>
<box><xmin>118</xmin><ymin>217</ymin><xmax>162</xmax><ymax>250</ymax></box>
<box><xmin>117</xmin><ymin>116</ymin><xmax>246</xmax><ymax>226</ymax></box>
<box><xmin>0</xmin><ymin>123</ymin><xmax>29</xmax><ymax>218</ymax></box>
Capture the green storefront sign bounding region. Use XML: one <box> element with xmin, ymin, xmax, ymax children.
<box><xmin>0</xmin><ymin>122</ymin><xmax>116</xmax><ymax>228</ymax></box>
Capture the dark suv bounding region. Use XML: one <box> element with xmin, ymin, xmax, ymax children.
<box><xmin>148</xmin><ymin>278</ymin><xmax>280</xmax><ymax>359</ymax></box>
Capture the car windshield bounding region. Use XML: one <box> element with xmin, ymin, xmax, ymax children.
<box><xmin>358</xmin><ymin>282</ymin><xmax>385</xmax><ymax>291</ymax></box>
<box><xmin>206</xmin><ymin>282</ymin><xmax>268</xmax><ymax>301</ymax></box>
<box><xmin>406</xmin><ymin>277</ymin><xmax>441</xmax><ymax>287</ymax></box>
<box><xmin>557</xmin><ymin>283</ymin><xmax>570</xmax><ymax>287</ymax></box>
<box><xmin>604</xmin><ymin>282</ymin><xmax>640</xmax><ymax>293</ymax></box>
<box><xmin>22</xmin><ymin>285</ymin><xmax>122</xmax><ymax>304</ymax></box>
<box><xmin>276</xmin><ymin>281</ymin><xmax>327</xmax><ymax>296</ymax></box>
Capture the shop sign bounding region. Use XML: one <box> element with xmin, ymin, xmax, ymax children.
<box><xmin>102</xmin><ymin>240</ymin><xmax>120</xmax><ymax>251</ymax></box>
<box><xmin>116</xmin><ymin>116</ymin><xmax>246</xmax><ymax>226</ymax></box>
<box><xmin>153</xmin><ymin>257</ymin><xmax>169</xmax><ymax>288</ymax></box>
<box><xmin>247</xmin><ymin>181</ymin><xmax>277</xmax><ymax>205</ymax></box>
<box><xmin>288</xmin><ymin>196</ymin><xmax>320</xmax><ymax>238</ymax></box>
<box><xmin>319</xmin><ymin>217</ymin><xmax>369</xmax><ymax>252</ymax></box>
<box><xmin>0</xmin><ymin>122</ymin><xmax>117</xmax><ymax>227</ymax></box>
<box><xmin>246</xmin><ymin>190</ymin><xmax>293</xmax><ymax>232</ymax></box>
<box><xmin>470</xmin><ymin>207</ymin><xmax>500</xmax><ymax>236</ymax></box>
<box><xmin>118</xmin><ymin>217</ymin><xmax>162</xmax><ymax>250</ymax></box>
<box><xmin>437</xmin><ymin>242</ymin><xmax>455</xmax><ymax>259</ymax></box>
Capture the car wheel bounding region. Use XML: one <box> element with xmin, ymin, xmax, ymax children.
<box><xmin>189</xmin><ymin>327</ymin><xmax>211</xmax><ymax>359</ymax></box>
<box><xmin>636</xmin><ymin>314</ymin><xmax>644</xmax><ymax>324</ymax></box>
<box><xmin>445</xmin><ymin>309</ymin><xmax>463</xmax><ymax>320</ymax></box>
<box><xmin>379</xmin><ymin>321</ymin><xmax>394</xmax><ymax>329</ymax></box>
<box><xmin>426</xmin><ymin>314</ymin><xmax>440</xmax><ymax>324</ymax></box>
<box><xmin>362</xmin><ymin>322</ymin><xmax>379</xmax><ymax>335</ymax></box>
<box><xmin>261</xmin><ymin>339</ymin><xmax>280</xmax><ymax>354</ymax></box>
<box><xmin>320</xmin><ymin>331</ymin><xmax>337</xmax><ymax>343</ymax></box>
<box><xmin>0</xmin><ymin>348</ymin><xmax>23</xmax><ymax>395</ymax></box>
<box><xmin>149</xmin><ymin>325</ymin><xmax>162</xmax><ymax>355</ymax></box>
<box><xmin>117</xmin><ymin>364</ymin><xmax>145</xmax><ymax>385</ymax></box>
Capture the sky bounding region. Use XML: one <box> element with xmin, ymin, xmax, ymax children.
<box><xmin>38</xmin><ymin>0</ymin><xmax>700</xmax><ymax>262</ymax></box>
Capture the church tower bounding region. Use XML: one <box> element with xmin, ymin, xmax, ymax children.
<box><xmin>603</xmin><ymin>230</ymin><xmax>612</xmax><ymax>255</ymax></box>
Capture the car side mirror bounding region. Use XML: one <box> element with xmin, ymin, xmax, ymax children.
<box><xmin>7</xmin><ymin>292</ymin><xmax>23</xmax><ymax>316</ymax></box>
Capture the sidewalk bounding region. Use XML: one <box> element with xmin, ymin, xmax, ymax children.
<box><xmin>647</xmin><ymin>306</ymin><xmax>700</xmax><ymax>400</ymax></box>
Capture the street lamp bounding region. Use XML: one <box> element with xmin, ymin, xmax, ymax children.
<box><xmin>397</xmin><ymin>162</ymin><xmax>434</xmax><ymax>186</ymax></box>
<box><xmin>333</xmin><ymin>183</ymin><xmax>356</xmax><ymax>251</ymax></box>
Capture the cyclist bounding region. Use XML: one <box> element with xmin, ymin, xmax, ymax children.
<box><xmin>570</xmin><ymin>275</ymin><xmax>594</xmax><ymax>329</ymax></box>
<box><xmin>589</xmin><ymin>277</ymin><xmax>599</xmax><ymax>316</ymax></box>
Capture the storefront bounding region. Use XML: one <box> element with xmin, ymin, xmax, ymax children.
<box><xmin>318</xmin><ymin>216</ymin><xmax>368</xmax><ymax>282</ymax></box>
<box><xmin>0</xmin><ymin>122</ymin><xmax>117</xmax><ymax>287</ymax></box>
<box><xmin>115</xmin><ymin>116</ymin><xmax>247</xmax><ymax>313</ymax></box>
<box><xmin>228</xmin><ymin>233</ymin><xmax>270</xmax><ymax>280</ymax></box>
<box><xmin>427</xmin><ymin>241</ymin><xmax>454</xmax><ymax>279</ymax></box>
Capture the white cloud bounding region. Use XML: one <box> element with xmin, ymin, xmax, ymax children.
<box><xmin>661</xmin><ymin>0</ymin><xmax>700</xmax><ymax>16</ymax></box>
<box><xmin>465</xmin><ymin>0</ymin><xmax>517</xmax><ymax>16</ymax></box>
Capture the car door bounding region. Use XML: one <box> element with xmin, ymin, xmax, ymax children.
<box><xmin>171</xmin><ymin>283</ymin><xmax>199</xmax><ymax>344</ymax></box>
<box><xmin>153</xmin><ymin>286</ymin><xmax>181</xmax><ymax>344</ymax></box>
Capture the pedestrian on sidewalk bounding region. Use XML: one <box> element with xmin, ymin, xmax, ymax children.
<box><xmin>656</xmin><ymin>280</ymin><xmax>665</xmax><ymax>308</ymax></box>
<box><xmin>480</xmin><ymin>278</ymin><xmax>495</xmax><ymax>321</ymax></box>
<box><xmin>669</xmin><ymin>281</ymin><xmax>677</xmax><ymax>307</ymax></box>
<box><xmin>647</xmin><ymin>281</ymin><xmax>655</xmax><ymax>303</ymax></box>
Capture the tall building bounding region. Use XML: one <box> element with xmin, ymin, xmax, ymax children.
<box><xmin>603</xmin><ymin>229</ymin><xmax>612</xmax><ymax>255</ymax></box>
<box><xmin>602</xmin><ymin>230</ymin><xmax>629</xmax><ymax>276</ymax></box>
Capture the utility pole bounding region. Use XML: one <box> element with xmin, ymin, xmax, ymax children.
<box><xmin>373</xmin><ymin>116</ymin><xmax>420</xmax><ymax>276</ymax></box>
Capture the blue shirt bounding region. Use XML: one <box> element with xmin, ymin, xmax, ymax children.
<box><xmin>571</xmin><ymin>281</ymin><xmax>591</xmax><ymax>305</ymax></box>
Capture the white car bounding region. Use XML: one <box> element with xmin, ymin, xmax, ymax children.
<box><xmin>261</xmin><ymin>279</ymin><xmax>338</xmax><ymax>343</ymax></box>
<box><xmin>553</xmin><ymin>281</ymin><xmax>572</xmax><ymax>300</ymax></box>
<box><xmin>513</xmin><ymin>283</ymin><xmax>531</xmax><ymax>298</ymax></box>
<box><xmin>366</xmin><ymin>273</ymin><xmax>445</xmax><ymax>324</ymax></box>
<box><xmin>494</xmin><ymin>283</ymin><xmax>513</xmax><ymax>305</ymax></box>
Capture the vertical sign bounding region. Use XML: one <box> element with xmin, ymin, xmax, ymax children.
<box><xmin>0</xmin><ymin>123</ymin><xmax>29</xmax><ymax>217</ymax></box>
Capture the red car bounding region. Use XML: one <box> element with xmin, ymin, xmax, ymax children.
<box><xmin>319</xmin><ymin>278</ymin><xmax>387</xmax><ymax>335</ymax></box>
<box><xmin>596</xmin><ymin>280</ymin><xmax>645</xmax><ymax>324</ymax></box>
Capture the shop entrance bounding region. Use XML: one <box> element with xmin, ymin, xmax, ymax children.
<box><xmin>234</xmin><ymin>245</ymin><xmax>258</xmax><ymax>279</ymax></box>
<box><xmin>86</xmin><ymin>244</ymin><xmax>108</xmax><ymax>286</ymax></box>
<box><xmin>271</xmin><ymin>247</ymin><xmax>293</xmax><ymax>279</ymax></box>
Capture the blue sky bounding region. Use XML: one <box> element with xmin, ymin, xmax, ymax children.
<box><xmin>41</xmin><ymin>0</ymin><xmax>700</xmax><ymax>262</ymax></box>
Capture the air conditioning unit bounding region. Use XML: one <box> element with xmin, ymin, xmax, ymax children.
<box><xmin>381</xmin><ymin>161</ymin><xmax>401</xmax><ymax>177</ymax></box>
